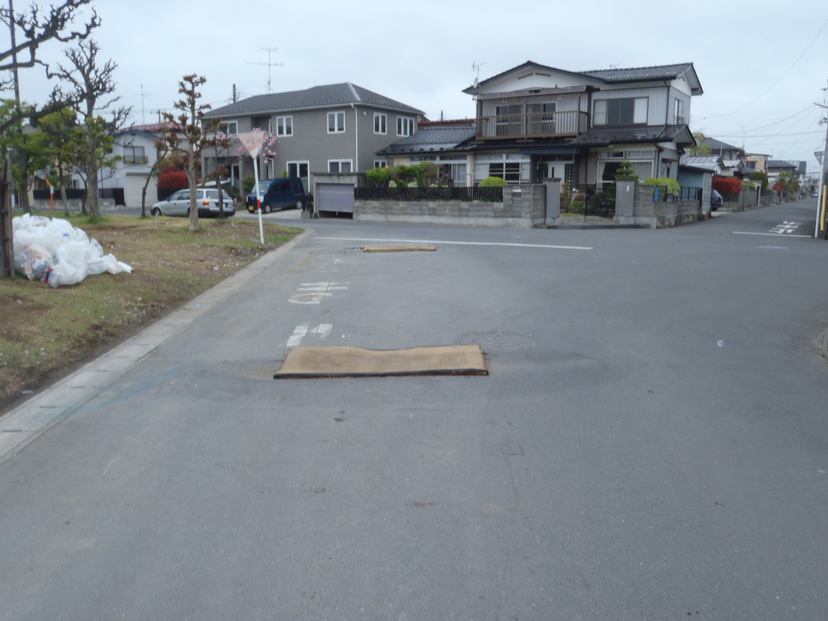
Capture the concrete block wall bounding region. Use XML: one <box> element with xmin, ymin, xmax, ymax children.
<box><xmin>354</xmin><ymin>184</ymin><xmax>547</xmax><ymax>228</ymax></box>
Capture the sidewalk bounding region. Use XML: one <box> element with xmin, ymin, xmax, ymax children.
<box><xmin>0</xmin><ymin>231</ymin><xmax>309</xmax><ymax>465</ymax></box>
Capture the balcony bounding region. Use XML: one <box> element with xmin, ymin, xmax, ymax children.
<box><xmin>476</xmin><ymin>110</ymin><xmax>588</xmax><ymax>141</ymax></box>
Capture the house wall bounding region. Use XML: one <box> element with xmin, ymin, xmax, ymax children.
<box><xmin>591</xmin><ymin>86</ymin><xmax>670</xmax><ymax>127</ymax></box>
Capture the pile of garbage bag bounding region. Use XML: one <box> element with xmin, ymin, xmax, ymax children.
<box><xmin>13</xmin><ymin>214</ymin><xmax>133</xmax><ymax>287</ymax></box>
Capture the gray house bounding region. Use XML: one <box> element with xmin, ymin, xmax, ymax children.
<box><xmin>382</xmin><ymin>61</ymin><xmax>702</xmax><ymax>194</ymax></box>
<box><xmin>203</xmin><ymin>83</ymin><xmax>423</xmax><ymax>195</ymax></box>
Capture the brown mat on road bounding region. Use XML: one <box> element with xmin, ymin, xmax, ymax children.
<box><xmin>274</xmin><ymin>345</ymin><xmax>487</xmax><ymax>378</ymax></box>
<box><xmin>363</xmin><ymin>245</ymin><xmax>436</xmax><ymax>253</ymax></box>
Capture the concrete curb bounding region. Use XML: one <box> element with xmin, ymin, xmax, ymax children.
<box><xmin>0</xmin><ymin>231</ymin><xmax>311</xmax><ymax>465</ymax></box>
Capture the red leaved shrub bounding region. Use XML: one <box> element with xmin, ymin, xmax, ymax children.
<box><xmin>713</xmin><ymin>176</ymin><xmax>742</xmax><ymax>195</ymax></box>
<box><xmin>157</xmin><ymin>167</ymin><xmax>188</xmax><ymax>190</ymax></box>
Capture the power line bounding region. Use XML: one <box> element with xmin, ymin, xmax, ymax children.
<box><xmin>698</xmin><ymin>15</ymin><xmax>828</xmax><ymax>120</ymax></box>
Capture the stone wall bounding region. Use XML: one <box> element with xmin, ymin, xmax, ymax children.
<box><xmin>354</xmin><ymin>184</ymin><xmax>547</xmax><ymax>228</ymax></box>
<box><xmin>631</xmin><ymin>184</ymin><xmax>704</xmax><ymax>228</ymax></box>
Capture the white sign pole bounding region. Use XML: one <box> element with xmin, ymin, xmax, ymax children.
<box><xmin>253</xmin><ymin>153</ymin><xmax>264</xmax><ymax>245</ymax></box>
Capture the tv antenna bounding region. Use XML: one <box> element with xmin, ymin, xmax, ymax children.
<box><xmin>249</xmin><ymin>48</ymin><xmax>284</xmax><ymax>93</ymax></box>
<box><xmin>472</xmin><ymin>61</ymin><xmax>486</xmax><ymax>86</ymax></box>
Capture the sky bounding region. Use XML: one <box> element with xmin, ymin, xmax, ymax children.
<box><xmin>8</xmin><ymin>0</ymin><xmax>828</xmax><ymax>176</ymax></box>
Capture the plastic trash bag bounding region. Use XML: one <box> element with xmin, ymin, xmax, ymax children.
<box><xmin>12</xmin><ymin>215</ymin><xmax>132</xmax><ymax>287</ymax></box>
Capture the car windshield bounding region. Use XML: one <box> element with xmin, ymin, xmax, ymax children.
<box><xmin>253</xmin><ymin>181</ymin><xmax>273</xmax><ymax>194</ymax></box>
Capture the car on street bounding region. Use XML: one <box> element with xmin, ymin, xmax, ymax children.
<box><xmin>710</xmin><ymin>189</ymin><xmax>723</xmax><ymax>211</ymax></box>
<box><xmin>151</xmin><ymin>188</ymin><xmax>236</xmax><ymax>217</ymax></box>
<box><xmin>246</xmin><ymin>178</ymin><xmax>306</xmax><ymax>213</ymax></box>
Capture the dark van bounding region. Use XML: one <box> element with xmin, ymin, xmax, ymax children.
<box><xmin>246</xmin><ymin>178</ymin><xmax>306</xmax><ymax>213</ymax></box>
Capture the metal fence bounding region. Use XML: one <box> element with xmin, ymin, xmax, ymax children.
<box><xmin>653</xmin><ymin>186</ymin><xmax>702</xmax><ymax>202</ymax></box>
<box><xmin>561</xmin><ymin>184</ymin><xmax>615</xmax><ymax>218</ymax></box>
<box><xmin>356</xmin><ymin>186</ymin><xmax>503</xmax><ymax>202</ymax></box>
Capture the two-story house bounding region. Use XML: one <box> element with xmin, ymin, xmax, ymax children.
<box><xmin>381</xmin><ymin>61</ymin><xmax>703</xmax><ymax>194</ymax></box>
<box><xmin>203</xmin><ymin>83</ymin><xmax>424</xmax><ymax>193</ymax></box>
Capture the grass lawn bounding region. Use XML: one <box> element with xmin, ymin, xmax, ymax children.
<box><xmin>0</xmin><ymin>212</ymin><xmax>301</xmax><ymax>413</ymax></box>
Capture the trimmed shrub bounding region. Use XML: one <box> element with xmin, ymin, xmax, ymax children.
<box><xmin>713</xmin><ymin>176</ymin><xmax>742</xmax><ymax>195</ymax></box>
<box><xmin>644</xmin><ymin>177</ymin><xmax>680</xmax><ymax>197</ymax></box>
<box><xmin>748</xmin><ymin>171</ymin><xmax>768</xmax><ymax>191</ymax></box>
<box><xmin>479</xmin><ymin>176</ymin><xmax>507</xmax><ymax>187</ymax></box>
<box><xmin>615</xmin><ymin>161</ymin><xmax>639</xmax><ymax>182</ymax></box>
<box><xmin>156</xmin><ymin>166</ymin><xmax>188</xmax><ymax>190</ymax></box>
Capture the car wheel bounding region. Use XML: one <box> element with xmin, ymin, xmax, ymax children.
<box><xmin>263</xmin><ymin>203</ymin><xmax>272</xmax><ymax>214</ymax></box>
<box><xmin>151</xmin><ymin>207</ymin><xmax>161</xmax><ymax>216</ymax></box>
<box><xmin>295</xmin><ymin>199</ymin><xmax>303</xmax><ymax>210</ymax></box>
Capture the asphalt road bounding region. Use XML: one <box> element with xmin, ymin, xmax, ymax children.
<box><xmin>1</xmin><ymin>199</ymin><xmax>827</xmax><ymax>620</ymax></box>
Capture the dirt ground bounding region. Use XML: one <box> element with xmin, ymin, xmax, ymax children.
<box><xmin>0</xmin><ymin>216</ymin><xmax>298</xmax><ymax>415</ymax></box>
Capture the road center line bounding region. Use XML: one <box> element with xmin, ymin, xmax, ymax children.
<box><xmin>315</xmin><ymin>237</ymin><xmax>592</xmax><ymax>250</ymax></box>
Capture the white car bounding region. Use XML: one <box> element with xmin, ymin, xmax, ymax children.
<box><xmin>151</xmin><ymin>188</ymin><xmax>236</xmax><ymax>217</ymax></box>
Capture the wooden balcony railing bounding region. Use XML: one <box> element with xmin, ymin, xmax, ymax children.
<box><xmin>476</xmin><ymin>110</ymin><xmax>587</xmax><ymax>140</ymax></box>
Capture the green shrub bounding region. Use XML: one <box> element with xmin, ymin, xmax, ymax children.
<box><xmin>615</xmin><ymin>161</ymin><xmax>639</xmax><ymax>182</ymax></box>
<box><xmin>644</xmin><ymin>177</ymin><xmax>680</xmax><ymax>196</ymax></box>
<box><xmin>242</xmin><ymin>175</ymin><xmax>256</xmax><ymax>195</ymax></box>
<box><xmin>479</xmin><ymin>176</ymin><xmax>507</xmax><ymax>187</ymax></box>
<box><xmin>366</xmin><ymin>167</ymin><xmax>391</xmax><ymax>187</ymax></box>
<box><xmin>749</xmin><ymin>171</ymin><xmax>769</xmax><ymax>191</ymax></box>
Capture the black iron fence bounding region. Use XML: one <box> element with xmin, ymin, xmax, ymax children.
<box><xmin>561</xmin><ymin>184</ymin><xmax>615</xmax><ymax>218</ymax></box>
<box><xmin>356</xmin><ymin>186</ymin><xmax>503</xmax><ymax>202</ymax></box>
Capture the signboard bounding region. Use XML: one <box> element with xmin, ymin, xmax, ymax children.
<box><xmin>238</xmin><ymin>131</ymin><xmax>266</xmax><ymax>159</ymax></box>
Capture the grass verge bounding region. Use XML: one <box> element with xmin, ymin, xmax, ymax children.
<box><xmin>0</xmin><ymin>212</ymin><xmax>301</xmax><ymax>414</ymax></box>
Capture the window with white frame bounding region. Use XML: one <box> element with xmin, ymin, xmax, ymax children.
<box><xmin>328</xmin><ymin>159</ymin><xmax>353</xmax><ymax>173</ymax></box>
<box><xmin>219</xmin><ymin>120</ymin><xmax>238</xmax><ymax>135</ymax></box>
<box><xmin>594</xmin><ymin>97</ymin><xmax>648</xmax><ymax>125</ymax></box>
<box><xmin>328</xmin><ymin>111</ymin><xmax>345</xmax><ymax>133</ymax></box>
<box><xmin>374</xmin><ymin>113</ymin><xmax>387</xmax><ymax>135</ymax></box>
<box><xmin>122</xmin><ymin>145</ymin><xmax>146</xmax><ymax>164</ymax></box>
<box><xmin>373</xmin><ymin>160</ymin><xmax>387</xmax><ymax>168</ymax></box>
<box><xmin>597</xmin><ymin>149</ymin><xmax>654</xmax><ymax>187</ymax></box>
<box><xmin>396</xmin><ymin>116</ymin><xmax>414</xmax><ymax>137</ymax></box>
<box><xmin>276</xmin><ymin>116</ymin><xmax>293</xmax><ymax>136</ymax></box>
<box><xmin>673</xmin><ymin>99</ymin><xmax>685</xmax><ymax>124</ymax></box>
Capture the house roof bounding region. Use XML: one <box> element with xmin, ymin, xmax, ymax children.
<box><xmin>766</xmin><ymin>160</ymin><xmax>797</xmax><ymax>170</ymax></box>
<box><xmin>570</xmin><ymin>125</ymin><xmax>696</xmax><ymax>147</ymax></box>
<box><xmin>378</xmin><ymin>126</ymin><xmax>475</xmax><ymax>156</ymax></box>
<box><xmin>465</xmin><ymin>61</ymin><xmax>702</xmax><ymax>96</ymax></box>
<box><xmin>205</xmin><ymin>83</ymin><xmax>423</xmax><ymax>119</ymax></box>
<box><xmin>699</xmin><ymin>136</ymin><xmax>744</xmax><ymax>154</ymax></box>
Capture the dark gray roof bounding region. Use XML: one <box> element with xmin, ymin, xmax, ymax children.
<box><xmin>378</xmin><ymin>126</ymin><xmax>475</xmax><ymax>156</ymax></box>
<box><xmin>699</xmin><ymin>137</ymin><xmax>743</xmax><ymax>153</ymax></box>
<box><xmin>466</xmin><ymin>61</ymin><xmax>703</xmax><ymax>96</ymax></box>
<box><xmin>570</xmin><ymin>125</ymin><xmax>695</xmax><ymax>147</ymax></box>
<box><xmin>205</xmin><ymin>83</ymin><xmax>423</xmax><ymax>119</ymax></box>
<box><xmin>766</xmin><ymin>160</ymin><xmax>797</xmax><ymax>169</ymax></box>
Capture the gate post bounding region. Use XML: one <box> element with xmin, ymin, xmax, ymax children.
<box><xmin>615</xmin><ymin>180</ymin><xmax>635</xmax><ymax>224</ymax></box>
<box><xmin>544</xmin><ymin>178</ymin><xmax>561</xmax><ymax>227</ymax></box>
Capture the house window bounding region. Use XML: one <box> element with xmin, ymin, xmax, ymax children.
<box><xmin>374</xmin><ymin>113</ymin><xmax>387</xmax><ymax>135</ymax></box>
<box><xmin>328</xmin><ymin>159</ymin><xmax>353</xmax><ymax>173</ymax></box>
<box><xmin>396</xmin><ymin>116</ymin><xmax>414</xmax><ymax>137</ymax></box>
<box><xmin>220</xmin><ymin>120</ymin><xmax>238</xmax><ymax>135</ymax></box>
<box><xmin>488</xmin><ymin>162</ymin><xmax>521</xmax><ymax>183</ymax></box>
<box><xmin>374</xmin><ymin>160</ymin><xmax>387</xmax><ymax>168</ymax></box>
<box><xmin>276</xmin><ymin>116</ymin><xmax>293</xmax><ymax>136</ymax></box>
<box><xmin>527</xmin><ymin>102</ymin><xmax>556</xmax><ymax>134</ymax></box>
<box><xmin>673</xmin><ymin>99</ymin><xmax>685</xmax><ymax>124</ymax></box>
<box><xmin>328</xmin><ymin>111</ymin><xmax>345</xmax><ymax>133</ymax></box>
<box><xmin>122</xmin><ymin>145</ymin><xmax>146</xmax><ymax>164</ymax></box>
<box><xmin>495</xmin><ymin>104</ymin><xmax>521</xmax><ymax>136</ymax></box>
<box><xmin>594</xmin><ymin>97</ymin><xmax>648</xmax><ymax>125</ymax></box>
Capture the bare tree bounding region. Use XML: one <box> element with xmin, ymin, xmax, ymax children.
<box><xmin>50</xmin><ymin>39</ymin><xmax>130</xmax><ymax>218</ymax></box>
<box><xmin>0</xmin><ymin>0</ymin><xmax>99</xmax><ymax>278</ymax></box>
<box><xmin>0</xmin><ymin>0</ymin><xmax>99</xmax><ymax>133</ymax></box>
<box><xmin>161</xmin><ymin>74</ymin><xmax>221</xmax><ymax>232</ymax></box>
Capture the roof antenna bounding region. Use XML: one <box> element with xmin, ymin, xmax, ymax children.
<box><xmin>472</xmin><ymin>61</ymin><xmax>486</xmax><ymax>87</ymax></box>
<box><xmin>249</xmin><ymin>48</ymin><xmax>284</xmax><ymax>93</ymax></box>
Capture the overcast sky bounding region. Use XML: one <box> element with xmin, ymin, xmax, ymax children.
<box><xmin>11</xmin><ymin>0</ymin><xmax>828</xmax><ymax>175</ymax></box>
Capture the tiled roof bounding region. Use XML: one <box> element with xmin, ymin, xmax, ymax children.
<box><xmin>378</xmin><ymin>126</ymin><xmax>475</xmax><ymax>156</ymax></box>
<box><xmin>205</xmin><ymin>83</ymin><xmax>423</xmax><ymax>118</ymax></box>
<box><xmin>580</xmin><ymin>63</ymin><xmax>695</xmax><ymax>83</ymax></box>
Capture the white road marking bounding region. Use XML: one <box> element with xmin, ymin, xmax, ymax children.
<box><xmin>287</xmin><ymin>323</ymin><xmax>333</xmax><ymax>347</ymax></box>
<box><xmin>732</xmin><ymin>231</ymin><xmax>811</xmax><ymax>238</ymax></box>
<box><xmin>289</xmin><ymin>282</ymin><xmax>349</xmax><ymax>304</ymax></box>
<box><xmin>770</xmin><ymin>221</ymin><xmax>801</xmax><ymax>234</ymax></box>
<box><xmin>314</xmin><ymin>237</ymin><xmax>592</xmax><ymax>251</ymax></box>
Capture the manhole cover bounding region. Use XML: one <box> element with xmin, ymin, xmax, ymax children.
<box><xmin>458</xmin><ymin>332</ymin><xmax>534</xmax><ymax>350</ymax></box>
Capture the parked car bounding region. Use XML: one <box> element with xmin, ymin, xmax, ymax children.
<box><xmin>246</xmin><ymin>177</ymin><xmax>306</xmax><ymax>213</ymax></box>
<box><xmin>151</xmin><ymin>188</ymin><xmax>236</xmax><ymax>217</ymax></box>
<box><xmin>710</xmin><ymin>189</ymin><xmax>723</xmax><ymax>211</ymax></box>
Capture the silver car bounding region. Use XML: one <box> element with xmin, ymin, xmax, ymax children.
<box><xmin>151</xmin><ymin>188</ymin><xmax>236</xmax><ymax>217</ymax></box>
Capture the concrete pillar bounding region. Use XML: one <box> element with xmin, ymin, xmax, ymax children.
<box><xmin>614</xmin><ymin>180</ymin><xmax>635</xmax><ymax>224</ymax></box>
<box><xmin>544</xmin><ymin>178</ymin><xmax>561</xmax><ymax>227</ymax></box>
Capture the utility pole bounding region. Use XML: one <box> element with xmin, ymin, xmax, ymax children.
<box><xmin>814</xmin><ymin>91</ymin><xmax>828</xmax><ymax>239</ymax></box>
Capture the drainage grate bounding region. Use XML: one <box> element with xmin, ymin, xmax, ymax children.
<box><xmin>458</xmin><ymin>332</ymin><xmax>534</xmax><ymax>351</ymax></box>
